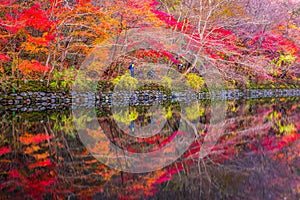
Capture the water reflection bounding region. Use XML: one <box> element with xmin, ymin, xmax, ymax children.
<box><xmin>0</xmin><ymin>98</ymin><xmax>299</xmax><ymax>199</ymax></box>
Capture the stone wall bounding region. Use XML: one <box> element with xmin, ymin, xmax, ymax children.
<box><xmin>1</xmin><ymin>89</ymin><xmax>300</xmax><ymax>112</ymax></box>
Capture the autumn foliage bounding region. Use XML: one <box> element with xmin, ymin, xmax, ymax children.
<box><xmin>0</xmin><ymin>0</ymin><xmax>298</xmax><ymax>84</ymax></box>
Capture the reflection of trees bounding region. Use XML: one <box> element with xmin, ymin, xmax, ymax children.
<box><xmin>113</xmin><ymin>108</ymin><xmax>138</xmax><ymax>125</ymax></box>
<box><xmin>151</xmin><ymin>98</ymin><xmax>300</xmax><ymax>199</ymax></box>
<box><xmin>0</xmin><ymin>111</ymin><xmax>114</xmax><ymax>199</ymax></box>
<box><xmin>184</xmin><ymin>103</ymin><xmax>205</xmax><ymax>121</ymax></box>
<box><xmin>97</xmin><ymin>106</ymin><xmax>182</xmax><ymax>153</ymax></box>
<box><xmin>0</xmin><ymin>112</ymin><xmax>58</xmax><ymax>199</ymax></box>
<box><xmin>0</xmin><ymin>98</ymin><xmax>299</xmax><ymax>199</ymax></box>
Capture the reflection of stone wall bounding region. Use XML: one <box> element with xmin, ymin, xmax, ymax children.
<box><xmin>1</xmin><ymin>89</ymin><xmax>300</xmax><ymax>112</ymax></box>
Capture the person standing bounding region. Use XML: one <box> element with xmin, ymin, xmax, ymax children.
<box><xmin>128</xmin><ymin>63</ymin><xmax>135</xmax><ymax>77</ymax></box>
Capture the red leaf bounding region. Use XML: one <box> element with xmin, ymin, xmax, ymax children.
<box><xmin>21</xmin><ymin>4</ymin><xmax>53</xmax><ymax>32</ymax></box>
<box><xmin>0</xmin><ymin>53</ymin><xmax>11</xmax><ymax>62</ymax></box>
<box><xmin>28</xmin><ymin>159</ymin><xmax>52</xmax><ymax>169</ymax></box>
<box><xmin>8</xmin><ymin>169</ymin><xmax>21</xmax><ymax>178</ymax></box>
<box><xmin>155</xmin><ymin>176</ymin><xmax>172</xmax><ymax>184</ymax></box>
<box><xmin>0</xmin><ymin>0</ymin><xmax>16</xmax><ymax>6</ymax></box>
<box><xmin>0</xmin><ymin>146</ymin><xmax>11</xmax><ymax>156</ymax></box>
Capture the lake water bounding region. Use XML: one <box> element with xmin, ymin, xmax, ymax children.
<box><xmin>0</xmin><ymin>95</ymin><xmax>299</xmax><ymax>199</ymax></box>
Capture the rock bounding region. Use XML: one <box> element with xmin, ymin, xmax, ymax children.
<box><xmin>20</xmin><ymin>92</ymin><xmax>27</xmax><ymax>97</ymax></box>
<box><xmin>39</xmin><ymin>92</ymin><xmax>46</xmax><ymax>96</ymax></box>
<box><xmin>16</xmin><ymin>96</ymin><xmax>23</xmax><ymax>100</ymax></box>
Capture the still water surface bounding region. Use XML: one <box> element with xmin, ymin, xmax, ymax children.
<box><xmin>0</xmin><ymin>97</ymin><xmax>299</xmax><ymax>199</ymax></box>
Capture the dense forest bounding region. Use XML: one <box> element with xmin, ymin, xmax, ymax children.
<box><xmin>0</xmin><ymin>0</ymin><xmax>299</xmax><ymax>86</ymax></box>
